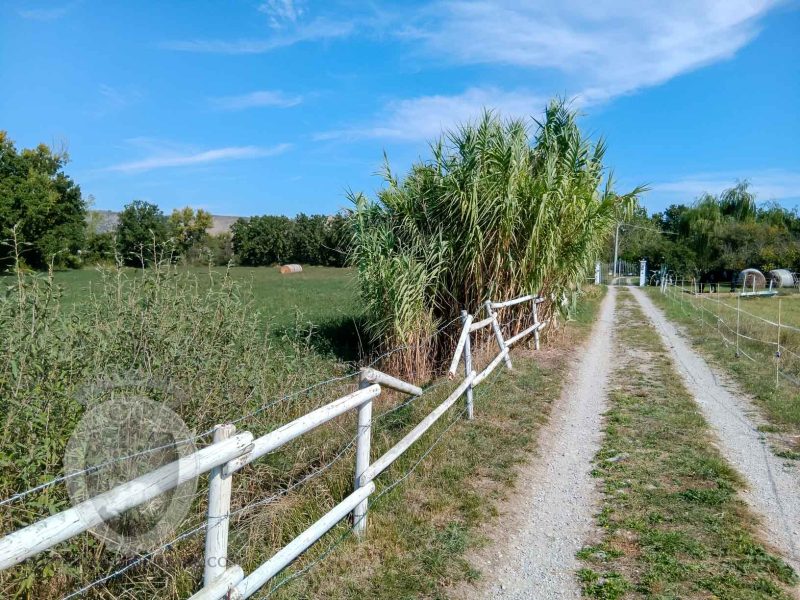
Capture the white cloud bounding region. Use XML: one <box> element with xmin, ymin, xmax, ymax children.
<box><xmin>17</xmin><ymin>2</ymin><xmax>74</xmax><ymax>20</ymax></box>
<box><xmin>651</xmin><ymin>170</ymin><xmax>800</xmax><ymax>203</ymax></box>
<box><xmin>258</xmin><ymin>0</ymin><xmax>305</xmax><ymax>28</ymax></box>
<box><xmin>161</xmin><ymin>17</ymin><xmax>353</xmax><ymax>54</ymax></box>
<box><xmin>94</xmin><ymin>84</ymin><xmax>143</xmax><ymax>116</ymax></box>
<box><xmin>319</xmin><ymin>1</ymin><xmax>782</xmax><ymax>143</ymax></box>
<box><xmin>317</xmin><ymin>87</ymin><xmax>549</xmax><ymax>142</ymax></box>
<box><xmin>105</xmin><ymin>141</ymin><xmax>292</xmax><ymax>173</ymax></box>
<box><xmin>407</xmin><ymin>0</ymin><xmax>779</xmax><ymax>100</ymax></box>
<box><xmin>210</xmin><ymin>90</ymin><xmax>302</xmax><ymax>110</ymax></box>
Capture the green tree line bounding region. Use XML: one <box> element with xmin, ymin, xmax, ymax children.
<box><xmin>1</xmin><ymin>132</ymin><xmax>349</xmax><ymax>270</ymax></box>
<box><xmin>231</xmin><ymin>213</ymin><xmax>349</xmax><ymax>267</ymax></box>
<box><xmin>619</xmin><ymin>181</ymin><xmax>800</xmax><ymax>283</ymax></box>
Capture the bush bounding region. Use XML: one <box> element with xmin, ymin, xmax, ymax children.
<box><xmin>82</xmin><ymin>231</ymin><xmax>116</xmax><ymax>265</ymax></box>
<box><xmin>0</xmin><ymin>256</ymin><xmax>342</xmax><ymax>597</ymax></box>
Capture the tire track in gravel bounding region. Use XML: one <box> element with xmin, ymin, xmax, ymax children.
<box><xmin>630</xmin><ymin>286</ymin><xmax>800</xmax><ymax>574</ymax></box>
<box><xmin>455</xmin><ymin>286</ymin><xmax>617</xmax><ymax>599</ymax></box>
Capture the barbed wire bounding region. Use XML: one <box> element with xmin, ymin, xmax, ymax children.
<box><xmin>51</xmin><ymin>311</ymin><xmax>525</xmax><ymax>599</ymax></box>
<box><xmin>0</xmin><ymin>316</ymin><xmax>467</xmax><ymax>508</ymax></box>
<box><xmin>0</xmin><ymin>428</ymin><xmax>216</xmax><ymax>507</ymax></box>
<box><xmin>263</xmin><ymin>353</ymin><xmax>508</xmax><ymax>597</ymax></box>
<box><xmin>57</xmin><ymin>427</ymin><xmax>363</xmax><ymax>599</ymax></box>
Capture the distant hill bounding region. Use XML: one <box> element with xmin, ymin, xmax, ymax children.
<box><xmin>88</xmin><ymin>210</ymin><xmax>241</xmax><ymax>235</ymax></box>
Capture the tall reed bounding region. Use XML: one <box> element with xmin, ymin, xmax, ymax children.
<box><xmin>350</xmin><ymin>99</ymin><xmax>643</xmax><ymax>376</ymax></box>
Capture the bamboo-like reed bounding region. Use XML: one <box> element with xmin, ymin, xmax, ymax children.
<box><xmin>350</xmin><ymin>99</ymin><xmax>643</xmax><ymax>376</ymax></box>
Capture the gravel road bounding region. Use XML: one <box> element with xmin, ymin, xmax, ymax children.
<box><xmin>630</xmin><ymin>286</ymin><xmax>800</xmax><ymax>573</ymax></box>
<box><xmin>457</xmin><ymin>287</ymin><xmax>617</xmax><ymax>599</ymax></box>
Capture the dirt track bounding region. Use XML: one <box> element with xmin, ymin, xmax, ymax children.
<box><xmin>456</xmin><ymin>287</ymin><xmax>617</xmax><ymax>598</ymax></box>
<box><xmin>455</xmin><ymin>285</ymin><xmax>800</xmax><ymax>598</ymax></box>
<box><xmin>630</xmin><ymin>286</ymin><xmax>800</xmax><ymax>574</ymax></box>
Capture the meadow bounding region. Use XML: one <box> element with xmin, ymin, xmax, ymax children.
<box><xmin>51</xmin><ymin>265</ymin><xmax>359</xmax><ymax>328</ymax></box>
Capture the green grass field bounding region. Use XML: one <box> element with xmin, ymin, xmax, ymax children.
<box><xmin>51</xmin><ymin>265</ymin><xmax>360</xmax><ymax>329</ymax></box>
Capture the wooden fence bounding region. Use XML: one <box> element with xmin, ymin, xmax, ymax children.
<box><xmin>0</xmin><ymin>294</ymin><xmax>547</xmax><ymax>600</ymax></box>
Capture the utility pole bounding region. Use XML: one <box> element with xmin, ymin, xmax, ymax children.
<box><xmin>613</xmin><ymin>222</ymin><xmax>622</xmax><ymax>281</ymax></box>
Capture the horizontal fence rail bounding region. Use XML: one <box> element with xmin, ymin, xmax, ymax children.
<box><xmin>0</xmin><ymin>292</ymin><xmax>551</xmax><ymax>599</ymax></box>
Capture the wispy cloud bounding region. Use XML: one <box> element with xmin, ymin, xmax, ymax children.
<box><xmin>317</xmin><ymin>87</ymin><xmax>549</xmax><ymax>142</ymax></box>
<box><xmin>405</xmin><ymin>1</ymin><xmax>779</xmax><ymax>100</ymax></box>
<box><xmin>651</xmin><ymin>170</ymin><xmax>800</xmax><ymax>204</ymax></box>
<box><xmin>258</xmin><ymin>0</ymin><xmax>305</xmax><ymax>28</ymax></box>
<box><xmin>105</xmin><ymin>140</ymin><xmax>292</xmax><ymax>173</ymax></box>
<box><xmin>17</xmin><ymin>2</ymin><xmax>75</xmax><ymax>20</ymax></box>
<box><xmin>161</xmin><ymin>17</ymin><xmax>353</xmax><ymax>54</ymax></box>
<box><xmin>317</xmin><ymin>1</ymin><xmax>781</xmax><ymax>143</ymax></box>
<box><xmin>93</xmin><ymin>83</ymin><xmax>144</xmax><ymax>116</ymax></box>
<box><xmin>210</xmin><ymin>90</ymin><xmax>302</xmax><ymax>110</ymax></box>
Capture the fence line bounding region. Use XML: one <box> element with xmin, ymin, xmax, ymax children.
<box><xmin>660</xmin><ymin>279</ymin><xmax>800</xmax><ymax>391</ymax></box>
<box><xmin>0</xmin><ymin>293</ymin><xmax>548</xmax><ymax>599</ymax></box>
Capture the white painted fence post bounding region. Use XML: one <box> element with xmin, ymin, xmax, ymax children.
<box><xmin>594</xmin><ymin>261</ymin><xmax>601</xmax><ymax>285</ymax></box>
<box><xmin>204</xmin><ymin>424</ymin><xmax>236</xmax><ymax>588</ymax></box>
<box><xmin>461</xmin><ymin>310</ymin><xmax>474</xmax><ymax>420</ymax></box>
<box><xmin>485</xmin><ymin>300</ymin><xmax>512</xmax><ymax>370</ymax></box>
<box><xmin>776</xmin><ymin>298</ymin><xmax>782</xmax><ymax>389</ymax></box>
<box><xmin>532</xmin><ymin>299</ymin><xmax>541</xmax><ymax>351</ymax></box>
<box><xmin>353</xmin><ymin>373</ymin><xmax>373</xmax><ymax>537</ymax></box>
<box><xmin>736</xmin><ymin>293</ymin><xmax>741</xmax><ymax>356</ymax></box>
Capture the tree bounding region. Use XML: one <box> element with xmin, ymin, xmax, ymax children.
<box><xmin>231</xmin><ymin>215</ymin><xmax>294</xmax><ymax>265</ymax></box>
<box><xmin>0</xmin><ymin>132</ymin><xmax>86</xmax><ymax>269</ymax></box>
<box><xmin>116</xmin><ymin>200</ymin><xmax>169</xmax><ymax>266</ymax></box>
<box><xmin>292</xmin><ymin>213</ymin><xmax>326</xmax><ymax>264</ymax></box>
<box><xmin>168</xmin><ymin>207</ymin><xmax>213</xmax><ymax>256</ymax></box>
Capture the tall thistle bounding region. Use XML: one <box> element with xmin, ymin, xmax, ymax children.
<box><xmin>350</xmin><ymin>98</ymin><xmax>643</xmax><ymax>378</ymax></box>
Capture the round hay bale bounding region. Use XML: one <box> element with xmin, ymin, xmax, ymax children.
<box><xmin>768</xmin><ymin>269</ymin><xmax>795</xmax><ymax>288</ymax></box>
<box><xmin>735</xmin><ymin>268</ymin><xmax>766</xmax><ymax>289</ymax></box>
<box><xmin>279</xmin><ymin>264</ymin><xmax>303</xmax><ymax>274</ymax></box>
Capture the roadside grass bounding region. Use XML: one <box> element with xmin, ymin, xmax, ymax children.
<box><xmin>646</xmin><ymin>287</ymin><xmax>800</xmax><ymax>459</ymax></box>
<box><xmin>1</xmin><ymin>264</ymin><xmax>360</xmax><ymax>598</ymax></box>
<box><xmin>579</xmin><ymin>289</ymin><xmax>797</xmax><ymax>599</ymax></box>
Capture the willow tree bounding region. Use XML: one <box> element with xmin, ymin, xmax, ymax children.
<box><xmin>350</xmin><ymin>99</ymin><xmax>642</xmax><ymax>377</ymax></box>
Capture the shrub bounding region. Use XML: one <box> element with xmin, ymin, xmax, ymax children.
<box><xmin>0</xmin><ymin>252</ymin><xmax>342</xmax><ymax>597</ymax></box>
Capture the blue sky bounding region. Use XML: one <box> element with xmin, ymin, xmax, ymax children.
<box><xmin>2</xmin><ymin>0</ymin><xmax>799</xmax><ymax>217</ymax></box>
